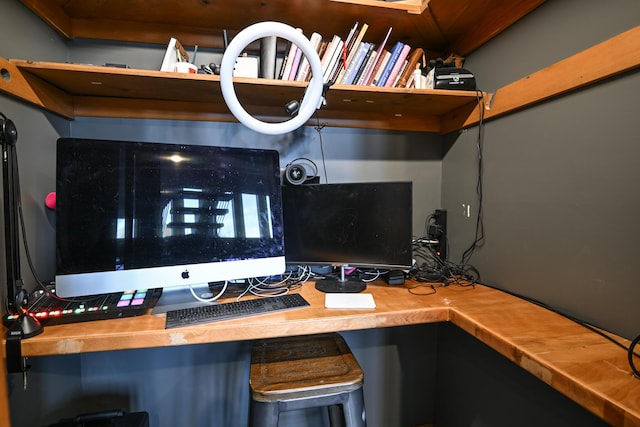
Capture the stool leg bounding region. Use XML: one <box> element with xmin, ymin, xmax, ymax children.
<box><xmin>341</xmin><ymin>389</ymin><xmax>366</xmax><ymax>427</ymax></box>
<box><xmin>250</xmin><ymin>400</ymin><xmax>280</xmax><ymax>427</ymax></box>
<box><xmin>328</xmin><ymin>404</ymin><xmax>345</xmax><ymax>427</ymax></box>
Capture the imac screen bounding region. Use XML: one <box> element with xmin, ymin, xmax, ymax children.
<box><xmin>281</xmin><ymin>182</ymin><xmax>412</xmax><ymax>292</ymax></box>
<box><xmin>55</xmin><ymin>138</ymin><xmax>285</xmax><ymax>298</ymax></box>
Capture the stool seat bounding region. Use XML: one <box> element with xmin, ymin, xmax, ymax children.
<box><xmin>250</xmin><ymin>333</ymin><xmax>366</xmax><ymax>427</ymax></box>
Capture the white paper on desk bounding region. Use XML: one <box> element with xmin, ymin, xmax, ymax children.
<box><xmin>325</xmin><ymin>293</ymin><xmax>376</xmax><ymax>309</ymax></box>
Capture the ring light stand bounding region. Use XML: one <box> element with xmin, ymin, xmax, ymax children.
<box><xmin>220</xmin><ymin>22</ymin><xmax>325</xmax><ymax>135</ymax></box>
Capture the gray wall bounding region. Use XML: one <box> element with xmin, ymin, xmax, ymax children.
<box><xmin>0</xmin><ymin>0</ymin><xmax>70</xmax><ymax>295</ymax></box>
<box><xmin>443</xmin><ymin>0</ymin><xmax>640</xmax><ymax>340</ymax></box>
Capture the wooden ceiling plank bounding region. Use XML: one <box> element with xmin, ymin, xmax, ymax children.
<box><xmin>18</xmin><ymin>0</ymin><xmax>537</xmax><ymax>56</ymax></box>
<box><xmin>428</xmin><ymin>0</ymin><xmax>546</xmax><ymax>56</ymax></box>
<box><xmin>19</xmin><ymin>0</ymin><xmax>73</xmax><ymax>39</ymax></box>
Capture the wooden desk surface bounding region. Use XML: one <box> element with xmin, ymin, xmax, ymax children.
<box><xmin>2</xmin><ymin>281</ymin><xmax>639</xmax><ymax>426</ymax></box>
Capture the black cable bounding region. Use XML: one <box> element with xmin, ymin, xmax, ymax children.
<box><xmin>408</xmin><ymin>283</ymin><xmax>436</xmax><ymax>296</ymax></box>
<box><xmin>478</xmin><ymin>280</ymin><xmax>640</xmax><ymax>375</ymax></box>
<box><xmin>460</xmin><ymin>91</ymin><xmax>486</xmax><ymax>265</ymax></box>
<box><xmin>314</xmin><ymin>112</ymin><xmax>329</xmax><ymax>183</ymax></box>
<box><xmin>411</xmin><ymin>224</ymin><xmax>480</xmax><ymax>289</ymax></box>
<box><xmin>629</xmin><ymin>334</ymin><xmax>640</xmax><ymax>378</ymax></box>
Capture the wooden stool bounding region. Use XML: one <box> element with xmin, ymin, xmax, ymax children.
<box><xmin>249</xmin><ymin>333</ymin><xmax>366</xmax><ymax>427</ymax></box>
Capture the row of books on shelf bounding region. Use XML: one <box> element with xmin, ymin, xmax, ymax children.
<box><xmin>276</xmin><ymin>23</ymin><xmax>425</xmax><ymax>89</ymax></box>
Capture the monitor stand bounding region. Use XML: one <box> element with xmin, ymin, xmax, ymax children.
<box><xmin>151</xmin><ymin>283</ymin><xmax>219</xmax><ymax>315</ymax></box>
<box><xmin>315</xmin><ymin>266</ymin><xmax>366</xmax><ymax>293</ymax></box>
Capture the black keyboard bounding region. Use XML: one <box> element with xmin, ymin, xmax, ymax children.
<box><xmin>2</xmin><ymin>288</ymin><xmax>162</xmax><ymax>327</ymax></box>
<box><xmin>164</xmin><ymin>293</ymin><xmax>310</xmax><ymax>329</ymax></box>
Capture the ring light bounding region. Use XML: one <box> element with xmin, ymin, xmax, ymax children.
<box><xmin>220</xmin><ymin>22</ymin><xmax>324</xmax><ymax>135</ymax></box>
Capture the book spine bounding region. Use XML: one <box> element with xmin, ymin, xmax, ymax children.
<box><xmin>324</xmin><ymin>39</ymin><xmax>345</xmax><ymax>84</ymax></box>
<box><xmin>336</xmin><ymin>23</ymin><xmax>368</xmax><ymax>83</ymax></box>
<box><xmin>277</xmin><ymin>40</ymin><xmax>292</xmax><ymax>79</ymax></box>
<box><xmin>341</xmin><ymin>42</ymin><xmax>369</xmax><ymax>85</ymax></box>
<box><xmin>296</xmin><ymin>32</ymin><xmax>323</xmax><ymax>81</ymax></box>
<box><xmin>384</xmin><ymin>43</ymin><xmax>411</xmax><ymax>87</ymax></box>
<box><xmin>377</xmin><ymin>41</ymin><xmax>404</xmax><ymax>87</ymax></box>
<box><xmin>343</xmin><ymin>22</ymin><xmax>360</xmax><ymax>54</ymax></box>
<box><xmin>280</xmin><ymin>35</ymin><xmax>300</xmax><ymax>80</ymax></box>
<box><xmin>352</xmin><ymin>45</ymin><xmax>375</xmax><ymax>85</ymax></box>
<box><xmin>356</xmin><ymin>49</ymin><xmax>378</xmax><ymax>85</ymax></box>
<box><xmin>370</xmin><ymin>50</ymin><xmax>391</xmax><ymax>86</ymax></box>
<box><xmin>362</xmin><ymin>27</ymin><xmax>392</xmax><ymax>85</ymax></box>
<box><xmin>391</xmin><ymin>60</ymin><xmax>408</xmax><ymax>87</ymax></box>
<box><xmin>329</xmin><ymin>22</ymin><xmax>359</xmax><ymax>81</ymax></box>
<box><xmin>287</xmin><ymin>44</ymin><xmax>304</xmax><ymax>80</ymax></box>
<box><xmin>358</xmin><ymin>49</ymin><xmax>384</xmax><ymax>85</ymax></box>
<box><xmin>320</xmin><ymin>35</ymin><xmax>341</xmax><ymax>79</ymax></box>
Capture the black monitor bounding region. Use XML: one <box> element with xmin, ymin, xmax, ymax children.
<box><xmin>281</xmin><ymin>182</ymin><xmax>413</xmax><ymax>292</ymax></box>
<box><xmin>55</xmin><ymin>138</ymin><xmax>285</xmax><ymax>308</ymax></box>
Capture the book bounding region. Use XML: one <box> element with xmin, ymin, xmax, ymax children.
<box><xmin>280</xmin><ymin>28</ymin><xmax>303</xmax><ymax>80</ymax></box>
<box><xmin>295</xmin><ymin>32</ymin><xmax>323</xmax><ymax>81</ymax></box>
<box><xmin>277</xmin><ymin>40</ymin><xmax>292</xmax><ymax>79</ymax></box>
<box><xmin>351</xmin><ymin>44</ymin><xmax>375</xmax><ymax>85</ymax></box>
<box><xmin>377</xmin><ymin>41</ymin><xmax>404</xmax><ymax>87</ymax></box>
<box><xmin>355</xmin><ymin>49</ymin><xmax>377</xmax><ymax>85</ymax></box>
<box><xmin>395</xmin><ymin>47</ymin><xmax>424</xmax><ymax>88</ymax></box>
<box><xmin>384</xmin><ymin>43</ymin><xmax>411</xmax><ymax>87</ymax></box>
<box><xmin>370</xmin><ymin>50</ymin><xmax>391</xmax><ymax>86</ymax></box>
<box><xmin>364</xmin><ymin>27</ymin><xmax>392</xmax><ymax>85</ymax></box>
<box><xmin>287</xmin><ymin>42</ymin><xmax>304</xmax><ymax>80</ymax></box>
<box><xmin>320</xmin><ymin>35</ymin><xmax>342</xmax><ymax>82</ymax></box>
<box><xmin>341</xmin><ymin>42</ymin><xmax>370</xmax><ymax>85</ymax></box>
<box><xmin>160</xmin><ymin>37</ymin><xmax>189</xmax><ymax>72</ymax></box>
<box><xmin>317</xmin><ymin>41</ymin><xmax>329</xmax><ymax>61</ymax></box>
<box><xmin>391</xmin><ymin>60</ymin><xmax>408</xmax><ymax>87</ymax></box>
<box><xmin>336</xmin><ymin>23</ymin><xmax>369</xmax><ymax>83</ymax></box>
<box><xmin>331</xmin><ymin>21</ymin><xmax>359</xmax><ymax>81</ymax></box>
<box><xmin>342</xmin><ymin>22</ymin><xmax>360</xmax><ymax>58</ymax></box>
<box><xmin>324</xmin><ymin>39</ymin><xmax>345</xmax><ymax>84</ymax></box>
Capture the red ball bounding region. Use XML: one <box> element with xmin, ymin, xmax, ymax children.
<box><xmin>45</xmin><ymin>192</ymin><xmax>56</xmax><ymax>210</ymax></box>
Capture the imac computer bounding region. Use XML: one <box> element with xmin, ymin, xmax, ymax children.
<box><xmin>55</xmin><ymin>138</ymin><xmax>285</xmax><ymax>310</ymax></box>
<box><xmin>281</xmin><ymin>182</ymin><xmax>413</xmax><ymax>293</ymax></box>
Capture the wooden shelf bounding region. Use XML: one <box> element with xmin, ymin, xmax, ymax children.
<box><xmin>7</xmin><ymin>0</ymin><xmax>547</xmax><ymax>133</ymax></box>
<box><xmin>0</xmin><ymin>58</ymin><xmax>480</xmax><ymax>133</ymax></box>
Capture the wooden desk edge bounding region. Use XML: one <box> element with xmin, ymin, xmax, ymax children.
<box><xmin>2</xmin><ymin>282</ymin><xmax>639</xmax><ymax>427</ymax></box>
<box><xmin>447</xmin><ymin>299</ymin><xmax>640</xmax><ymax>427</ymax></box>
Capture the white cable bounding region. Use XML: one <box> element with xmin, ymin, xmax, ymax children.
<box><xmin>220</xmin><ymin>22</ymin><xmax>324</xmax><ymax>135</ymax></box>
<box><xmin>189</xmin><ymin>281</ymin><xmax>228</xmax><ymax>303</ymax></box>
